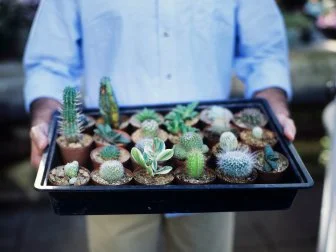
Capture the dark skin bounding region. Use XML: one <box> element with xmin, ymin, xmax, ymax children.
<box><xmin>29</xmin><ymin>88</ymin><xmax>296</xmax><ymax>169</ymax></box>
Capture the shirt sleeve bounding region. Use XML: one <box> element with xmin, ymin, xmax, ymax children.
<box><xmin>23</xmin><ymin>0</ymin><xmax>83</xmax><ymax>112</ymax></box>
<box><xmin>234</xmin><ymin>0</ymin><xmax>292</xmax><ymax>100</ymax></box>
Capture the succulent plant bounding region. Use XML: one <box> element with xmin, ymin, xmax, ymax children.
<box><xmin>94</xmin><ymin>124</ymin><xmax>130</xmax><ymax>145</ymax></box>
<box><xmin>135</xmin><ymin>138</ymin><xmax>154</xmax><ymax>153</ymax></box>
<box><xmin>217</xmin><ymin>148</ymin><xmax>255</xmax><ymax>178</ymax></box>
<box><xmin>186</xmin><ymin>150</ymin><xmax>205</xmax><ymax>179</ymax></box>
<box><xmin>99</xmin><ymin>160</ymin><xmax>125</xmax><ymax>183</ymax></box>
<box><xmin>164</xmin><ymin>115</ymin><xmax>197</xmax><ymax>135</ymax></box>
<box><xmin>100</xmin><ymin>145</ymin><xmax>121</xmax><ymax>160</ymax></box>
<box><xmin>252</xmin><ymin>126</ymin><xmax>263</xmax><ymax>139</ymax></box>
<box><xmin>219</xmin><ymin>132</ymin><xmax>238</xmax><ymax>152</ymax></box>
<box><xmin>64</xmin><ymin>161</ymin><xmax>79</xmax><ymax>178</ymax></box>
<box><xmin>173</xmin><ymin>132</ymin><xmax>208</xmax><ymax>160</ymax></box>
<box><xmin>208</xmin><ymin>118</ymin><xmax>231</xmax><ymax>135</ymax></box>
<box><xmin>131</xmin><ymin>138</ymin><xmax>173</xmax><ymax>176</ymax></box>
<box><xmin>141</xmin><ymin>120</ymin><xmax>159</xmax><ymax>138</ymax></box>
<box><xmin>236</xmin><ymin>108</ymin><xmax>265</xmax><ymax>127</ymax></box>
<box><xmin>58</xmin><ymin>86</ymin><xmax>84</xmax><ymax>143</ymax></box>
<box><xmin>165</xmin><ymin>102</ymin><xmax>199</xmax><ymax>122</ymax></box>
<box><xmin>135</xmin><ymin>108</ymin><xmax>161</xmax><ymax>123</ymax></box>
<box><xmin>99</xmin><ymin>77</ymin><xmax>120</xmax><ymax>128</ymax></box>
<box><xmin>263</xmin><ymin>145</ymin><xmax>279</xmax><ymax>172</ymax></box>
<box><xmin>207</xmin><ymin>106</ymin><xmax>233</xmax><ymax>122</ymax></box>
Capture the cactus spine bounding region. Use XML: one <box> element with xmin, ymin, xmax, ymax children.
<box><xmin>100</xmin><ymin>145</ymin><xmax>120</xmax><ymax>160</ymax></box>
<box><xmin>99</xmin><ymin>77</ymin><xmax>119</xmax><ymax>128</ymax></box>
<box><xmin>186</xmin><ymin>150</ymin><xmax>205</xmax><ymax>178</ymax></box>
<box><xmin>99</xmin><ymin>160</ymin><xmax>125</xmax><ymax>183</ymax></box>
<box><xmin>64</xmin><ymin>161</ymin><xmax>79</xmax><ymax>178</ymax></box>
<box><xmin>219</xmin><ymin>132</ymin><xmax>238</xmax><ymax>152</ymax></box>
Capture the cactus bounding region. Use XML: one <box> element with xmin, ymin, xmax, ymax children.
<box><xmin>252</xmin><ymin>126</ymin><xmax>263</xmax><ymax>139</ymax></box>
<box><xmin>100</xmin><ymin>145</ymin><xmax>120</xmax><ymax>160</ymax></box>
<box><xmin>219</xmin><ymin>132</ymin><xmax>238</xmax><ymax>152</ymax></box>
<box><xmin>131</xmin><ymin>138</ymin><xmax>173</xmax><ymax>176</ymax></box>
<box><xmin>141</xmin><ymin>120</ymin><xmax>159</xmax><ymax>138</ymax></box>
<box><xmin>99</xmin><ymin>77</ymin><xmax>120</xmax><ymax>128</ymax></box>
<box><xmin>208</xmin><ymin>118</ymin><xmax>231</xmax><ymax>135</ymax></box>
<box><xmin>135</xmin><ymin>108</ymin><xmax>161</xmax><ymax>123</ymax></box>
<box><xmin>64</xmin><ymin>161</ymin><xmax>79</xmax><ymax>178</ymax></box>
<box><xmin>99</xmin><ymin>160</ymin><xmax>125</xmax><ymax>183</ymax></box>
<box><xmin>237</xmin><ymin>108</ymin><xmax>265</xmax><ymax>127</ymax></box>
<box><xmin>186</xmin><ymin>150</ymin><xmax>205</xmax><ymax>179</ymax></box>
<box><xmin>207</xmin><ymin>106</ymin><xmax>233</xmax><ymax>121</ymax></box>
<box><xmin>135</xmin><ymin>138</ymin><xmax>154</xmax><ymax>153</ymax></box>
<box><xmin>59</xmin><ymin>86</ymin><xmax>83</xmax><ymax>143</ymax></box>
<box><xmin>263</xmin><ymin>145</ymin><xmax>279</xmax><ymax>172</ymax></box>
<box><xmin>217</xmin><ymin>148</ymin><xmax>255</xmax><ymax>178</ymax></box>
<box><xmin>94</xmin><ymin>124</ymin><xmax>130</xmax><ymax>145</ymax></box>
<box><xmin>164</xmin><ymin>115</ymin><xmax>197</xmax><ymax>135</ymax></box>
<box><xmin>173</xmin><ymin>132</ymin><xmax>208</xmax><ymax>159</ymax></box>
<box><xmin>165</xmin><ymin>102</ymin><xmax>199</xmax><ymax>122</ymax></box>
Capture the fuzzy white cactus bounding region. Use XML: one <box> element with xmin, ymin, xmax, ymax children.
<box><xmin>219</xmin><ymin>132</ymin><xmax>238</xmax><ymax>152</ymax></box>
<box><xmin>64</xmin><ymin>161</ymin><xmax>79</xmax><ymax>178</ymax></box>
<box><xmin>141</xmin><ymin>119</ymin><xmax>159</xmax><ymax>137</ymax></box>
<box><xmin>99</xmin><ymin>160</ymin><xmax>125</xmax><ymax>183</ymax></box>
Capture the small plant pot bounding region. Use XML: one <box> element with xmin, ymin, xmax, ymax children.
<box><xmin>167</xmin><ymin>134</ymin><xmax>181</xmax><ymax>146</ymax></box>
<box><xmin>211</xmin><ymin>143</ymin><xmax>250</xmax><ymax>156</ymax></box>
<box><xmin>254</xmin><ymin>151</ymin><xmax>289</xmax><ymax>184</ymax></box>
<box><xmin>133</xmin><ymin>169</ymin><xmax>174</xmax><ymax>185</ymax></box>
<box><xmin>185</xmin><ymin>115</ymin><xmax>200</xmax><ymax>127</ymax></box>
<box><xmin>90</xmin><ymin>146</ymin><xmax>131</xmax><ymax>171</ymax></box>
<box><xmin>240</xmin><ymin>129</ymin><xmax>277</xmax><ymax>150</ymax></box>
<box><xmin>95</xmin><ymin>114</ymin><xmax>130</xmax><ymax>131</ymax></box>
<box><xmin>232</xmin><ymin>108</ymin><xmax>268</xmax><ymax>129</ymax></box>
<box><xmin>131</xmin><ymin>129</ymin><xmax>168</xmax><ymax>144</ymax></box>
<box><xmin>56</xmin><ymin>134</ymin><xmax>93</xmax><ymax>166</ymax></box>
<box><xmin>93</xmin><ymin>130</ymin><xmax>131</xmax><ymax>148</ymax></box>
<box><xmin>82</xmin><ymin>115</ymin><xmax>96</xmax><ymax>135</ymax></box>
<box><xmin>203</xmin><ymin>125</ymin><xmax>240</xmax><ymax>149</ymax></box>
<box><xmin>129</xmin><ymin>113</ymin><xmax>165</xmax><ymax>129</ymax></box>
<box><xmin>48</xmin><ymin>166</ymin><xmax>90</xmax><ymax>186</ymax></box>
<box><xmin>215</xmin><ymin>169</ymin><xmax>258</xmax><ymax>184</ymax></box>
<box><xmin>91</xmin><ymin>169</ymin><xmax>133</xmax><ymax>185</ymax></box>
<box><xmin>174</xmin><ymin>167</ymin><xmax>216</xmax><ymax>185</ymax></box>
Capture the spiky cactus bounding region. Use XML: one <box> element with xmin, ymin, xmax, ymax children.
<box><xmin>263</xmin><ymin>145</ymin><xmax>279</xmax><ymax>172</ymax></box>
<box><xmin>237</xmin><ymin>108</ymin><xmax>265</xmax><ymax>127</ymax></box>
<box><xmin>94</xmin><ymin>124</ymin><xmax>130</xmax><ymax>145</ymax></box>
<box><xmin>135</xmin><ymin>108</ymin><xmax>160</xmax><ymax>123</ymax></box>
<box><xmin>186</xmin><ymin>150</ymin><xmax>205</xmax><ymax>179</ymax></box>
<box><xmin>59</xmin><ymin>86</ymin><xmax>83</xmax><ymax>143</ymax></box>
<box><xmin>219</xmin><ymin>132</ymin><xmax>238</xmax><ymax>152</ymax></box>
<box><xmin>100</xmin><ymin>145</ymin><xmax>120</xmax><ymax>160</ymax></box>
<box><xmin>217</xmin><ymin>149</ymin><xmax>255</xmax><ymax>178</ymax></box>
<box><xmin>135</xmin><ymin>138</ymin><xmax>154</xmax><ymax>153</ymax></box>
<box><xmin>64</xmin><ymin>161</ymin><xmax>79</xmax><ymax>178</ymax></box>
<box><xmin>99</xmin><ymin>160</ymin><xmax>125</xmax><ymax>183</ymax></box>
<box><xmin>99</xmin><ymin>77</ymin><xmax>119</xmax><ymax>128</ymax></box>
<box><xmin>141</xmin><ymin>120</ymin><xmax>159</xmax><ymax>138</ymax></box>
<box><xmin>208</xmin><ymin>106</ymin><xmax>233</xmax><ymax>121</ymax></box>
<box><xmin>252</xmin><ymin>126</ymin><xmax>263</xmax><ymax>139</ymax></box>
<box><xmin>173</xmin><ymin>132</ymin><xmax>208</xmax><ymax>160</ymax></box>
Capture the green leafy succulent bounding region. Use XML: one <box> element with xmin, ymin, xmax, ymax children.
<box><xmin>94</xmin><ymin>124</ymin><xmax>130</xmax><ymax>145</ymax></box>
<box><xmin>165</xmin><ymin>102</ymin><xmax>199</xmax><ymax>122</ymax></box>
<box><xmin>135</xmin><ymin>108</ymin><xmax>161</xmax><ymax>123</ymax></box>
<box><xmin>164</xmin><ymin>114</ymin><xmax>197</xmax><ymax>135</ymax></box>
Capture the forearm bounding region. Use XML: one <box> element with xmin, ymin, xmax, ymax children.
<box><xmin>30</xmin><ymin>98</ymin><xmax>61</xmax><ymax>126</ymax></box>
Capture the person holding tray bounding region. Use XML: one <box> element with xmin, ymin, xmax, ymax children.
<box><xmin>24</xmin><ymin>0</ymin><xmax>296</xmax><ymax>252</ymax></box>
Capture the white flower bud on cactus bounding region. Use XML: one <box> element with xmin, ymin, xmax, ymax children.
<box><xmin>99</xmin><ymin>160</ymin><xmax>125</xmax><ymax>183</ymax></box>
<box><xmin>252</xmin><ymin>126</ymin><xmax>263</xmax><ymax>139</ymax></box>
<box><xmin>219</xmin><ymin>132</ymin><xmax>238</xmax><ymax>152</ymax></box>
<box><xmin>64</xmin><ymin>161</ymin><xmax>79</xmax><ymax>178</ymax></box>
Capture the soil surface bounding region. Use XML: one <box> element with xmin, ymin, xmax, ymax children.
<box><xmin>216</xmin><ymin>169</ymin><xmax>258</xmax><ymax>184</ymax></box>
<box><xmin>91</xmin><ymin>169</ymin><xmax>133</xmax><ymax>185</ymax></box>
<box><xmin>255</xmin><ymin>151</ymin><xmax>289</xmax><ymax>173</ymax></box>
<box><xmin>174</xmin><ymin>168</ymin><xmax>216</xmax><ymax>185</ymax></box>
<box><xmin>131</xmin><ymin>128</ymin><xmax>168</xmax><ymax>143</ymax></box>
<box><xmin>48</xmin><ymin>166</ymin><xmax>90</xmax><ymax>186</ymax></box>
<box><xmin>57</xmin><ymin>134</ymin><xmax>92</xmax><ymax>148</ymax></box>
<box><xmin>133</xmin><ymin>169</ymin><xmax>174</xmax><ymax>185</ymax></box>
<box><xmin>240</xmin><ymin>129</ymin><xmax>277</xmax><ymax>149</ymax></box>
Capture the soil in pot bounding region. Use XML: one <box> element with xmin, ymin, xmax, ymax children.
<box><xmin>203</xmin><ymin>125</ymin><xmax>240</xmax><ymax>148</ymax></box>
<box><xmin>93</xmin><ymin>129</ymin><xmax>131</xmax><ymax>148</ymax></box>
<box><xmin>174</xmin><ymin>167</ymin><xmax>216</xmax><ymax>185</ymax></box>
<box><xmin>129</xmin><ymin>113</ymin><xmax>165</xmax><ymax>129</ymax></box>
<box><xmin>91</xmin><ymin>169</ymin><xmax>133</xmax><ymax>185</ymax></box>
<box><xmin>48</xmin><ymin>166</ymin><xmax>90</xmax><ymax>186</ymax></box>
<box><xmin>216</xmin><ymin>168</ymin><xmax>258</xmax><ymax>184</ymax></box>
<box><xmin>131</xmin><ymin>129</ymin><xmax>168</xmax><ymax>144</ymax></box>
<box><xmin>90</xmin><ymin>146</ymin><xmax>131</xmax><ymax>170</ymax></box>
<box><xmin>240</xmin><ymin>129</ymin><xmax>277</xmax><ymax>150</ymax></box>
<box><xmin>56</xmin><ymin>134</ymin><xmax>93</xmax><ymax>166</ymax></box>
<box><xmin>185</xmin><ymin>115</ymin><xmax>200</xmax><ymax>127</ymax></box>
<box><xmin>133</xmin><ymin>169</ymin><xmax>174</xmax><ymax>185</ymax></box>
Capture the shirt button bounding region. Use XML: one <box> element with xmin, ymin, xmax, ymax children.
<box><xmin>166</xmin><ymin>73</ymin><xmax>172</xmax><ymax>79</ymax></box>
<box><xmin>163</xmin><ymin>32</ymin><xmax>169</xmax><ymax>37</ymax></box>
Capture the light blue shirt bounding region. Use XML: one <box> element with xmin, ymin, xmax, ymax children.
<box><xmin>24</xmin><ymin>0</ymin><xmax>291</xmax><ymax>111</ymax></box>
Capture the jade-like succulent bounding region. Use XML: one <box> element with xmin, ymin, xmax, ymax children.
<box><xmin>131</xmin><ymin>138</ymin><xmax>174</xmax><ymax>176</ymax></box>
<box><xmin>207</xmin><ymin>106</ymin><xmax>233</xmax><ymax>122</ymax></box>
<box><xmin>217</xmin><ymin>148</ymin><xmax>255</xmax><ymax>178</ymax></box>
<box><xmin>219</xmin><ymin>132</ymin><xmax>238</xmax><ymax>152</ymax></box>
<box><xmin>164</xmin><ymin>115</ymin><xmax>197</xmax><ymax>135</ymax></box>
<box><xmin>94</xmin><ymin>124</ymin><xmax>130</xmax><ymax>145</ymax></box>
<box><xmin>263</xmin><ymin>145</ymin><xmax>279</xmax><ymax>172</ymax></box>
<box><xmin>59</xmin><ymin>86</ymin><xmax>83</xmax><ymax>143</ymax></box>
<box><xmin>173</xmin><ymin>132</ymin><xmax>208</xmax><ymax>160</ymax></box>
<box><xmin>186</xmin><ymin>150</ymin><xmax>205</xmax><ymax>179</ymax></box>
<box><xmin>100</xmin><ymin>145</ymin><xmax>120</xmax><ymax>160</ymax></box>
<box><xmin>135</xmin><ymin>138</ymin><xmax>154</xmax><ymax>153</ymax></box>
<box><xmin>141</xmin><ymin>120</ymin><xmax>159</xmax><ymax>138</ymax></box>
<box><xmin>99</xmin><ymin>77</ymin><xmax>120</xmax><ymax>128</ymax></box>
<box><xmin>135</xmin><ymin>108</ymin><xmax>161</xmax><ymax>123</ymax></box>
<box><xmin>64</xmin><ymin>161</ymin><xmax>79</xmax><ymax>178</ymax></box>
<box><xmin>237</xmin><ymin>108</ymin><xmax>265</xmax><ymax>127</ymax></box>
<box><xmin>99</xmin><ymin>160</ymin><xmax>125</xmax><ymax>183</ymax></box>
<box><xmin>252</xmin><ymin>126</ymin><xmax>263</xmax><ymax>139</ymax></box>
<box><xmin>208</xmin><ymin>118</ymin><xmax>231</xmax><ymax>135</ymax></box>
<box><xmin>165</xmin><ymin>102</ymin><xmax>199</xmax><ymax>122</ymax></box>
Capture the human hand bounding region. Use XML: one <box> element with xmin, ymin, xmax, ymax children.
<box><xmin>30</xmin><ymin>122</ymin><xmax>49</xmax><ymax>169</ymax></box>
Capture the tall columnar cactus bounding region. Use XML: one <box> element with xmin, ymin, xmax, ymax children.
<box><xmin>208</xmin><ymin>106</ymin><xmax>233</xmax><ymax>121</ymax></box>
<box><xmin>263</xmin><ymin>145</ymin><xmax>279</xmax><ymax>172</ymax></box>
<box><xmin>135</xmin><ymin>108</ymin><xmax>161</xmax><ymax>123</ymax></box>
<box><xmin>64</xmin><ymin>161</ymin><xmax>79</xmax><ymax>178</ymax></box>
<box><xmin>99</xmin><ymin>77</ymin><xmax>119</xmax><ymax>128</ymax></box>
<box><xmin>100</xmin><ymin>145</ymin><xmax>121</xmax><ymax>161</ymax></box>
<box><xmin>59</xmin><ymin>86</ymin><xmax>83</xmax><ymax>143</ymax></box>
<box><xmin>186</xmin><ymin>150</ymin><xmax>205</xmax><ymax>179</ymax></box>
<box><xmin>252</xmin><ymin>126</ymin><xmax>263</xmax><ymax>139</ymax></box>
<box><xmin>99</xmin><ymin>160</ymin><xmax>125</xmax><ymax>183</ymax></box>
<box><xmin>219</xmin><ymin>132</ymin><xmax>238</xmax><ymax>152</ymax></box>
<box><xmin>141</xmin><ymin>120</ymin><xmax>159</xmax><ymax>138</ymax></box>
<box><xmin>173</xmin><ymin>132</ymin><xmax>208</xmax><ymax>160</ymax></box>
<box><xmin>217</xmin><ymin>149</ymin><xmax>255</xmax><ymax>178</ymax></box>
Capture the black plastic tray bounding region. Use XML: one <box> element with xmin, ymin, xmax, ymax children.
<box><xmin>34</xmin><ymin>99</ymin><xmax>314</xmax><ymax>215</ymax></box>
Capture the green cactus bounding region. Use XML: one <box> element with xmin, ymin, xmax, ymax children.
<box><xmin>64</xmin><ymin>161</ymin><xmax>79</xmax><ymax>178</ymax></box>
<box><xmin>217</xmin><ymin>149</ymin><xmax>255</xmax><ymax>178</ymax></box>
<box><xmin>164</xmin><ymin>115</ymin><xmax>197</xmax><ymax>135</ymax></box>
<box><xmin>237</xmin><ymin>108</ymin><xmax>265</xmax><ymax>127</ymax></box>
<box><xmin>207</xmin><ymin>106</ymin><xmax>233</xmax><ymax>121</ymax></box>
<box><xmin>141</xmin><ymin>120</ymin><xmax>159</xmax><ymax>138</ymax></box>
<box><xmin>186</xmin><ymin>150</ymin><xmax>205</xmax><ymax>179</ymax></box>
<box><xmin>59</xmin><ymin>86</ymin><xmax>83</xmax><ymax>143</ymax></box>
<box><xmin>173</xmin><ymin>132</ymin><xmax>208</xmax><ymax>160</ymax></box>
<box><xmin>94</xmin><ymin>124</ymin><xmax>130</xmax><ymax>145</ymax></box>
<box><xmin>165</xmin><ymin>102</ymin><xmax>199</xmax><ymax>122</ymax></box>
<box><xmin>135</xmin><ymin>108</ymin><xmax>161</xmax><ymax>123</ymax></box>
<box><xmin>219</xmin><ymin>132</ymin><xmax>238</xmax><ymax>152</ymax></box>
<box><xmin>252</xmin><ymin>126</ymin><xmax>263</xmax><ymax>139</ymax></box>
<box><xmin>131</xmin><ymin>138</ymin><xmax>173</xmax><ymax>176</ymax></box>
<box><xmin>263</xmin><ymin>145</ymin><xmax>279</xmax><ymax>172</ymax></box>
<box><xmin>100</xmin><ymin>145</ymin><xmax>121</xmax><ymax>160</ymax></box>
<box><xmin>99</xmin><ymin>160</ymin><xmax>125</xmax><ymax>183</ymax></box>
<box><xmin>99</xmin><ymin>77</ymin><xmax>120</xmax><ymax>129</ymax></box>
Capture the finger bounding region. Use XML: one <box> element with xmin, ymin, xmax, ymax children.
<box><xmin>30</xmin><ymin>124</ymin><xmax>49</xmax><ymax>149</ymax></box>
<box><xmin>283</xmin><ymin>118</ymin><xmax>296</xmax><ymax>142</ymax></box>
<box><xmin>31</xmin><ymin>141</ymin><xmax>43</xmax><ymax>169</ymax></box>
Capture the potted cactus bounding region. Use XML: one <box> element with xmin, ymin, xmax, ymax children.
<box><xmin>216</xmin><ymin>148</ymin><xmax>258</xmax><ymax>184</ymax></box>
<box><xmin>131</xmin><ymin>138</ymin><xmax>174</xmax><ymax>185</ymax></box>
<box><xmin>48</xmin><ymin>161</ymin><xmax>90</xmax><ymax>186</ymax></box>
<box><xmin>174</xmin><ymin>150</ymin><xmax>216</xmax><ymax>185</ymax></box>
<box><xmin>240</xmin><ymin>126</ymin><xmax>277</xmax><ymax>150</ymax></box>
<box><xmin>164</xmin><ymin>102</ymin><xmax>200</xmax><ymax>127</ymax></box>
<box><xmin>255</xmin><ymin>145</ymin><xmax>289</xmax><ymax>183</ymax></box>
<box><xmin>91</xmin><ymin>160</ymin><xmax>133</xmax><ymax>185</ymax></box>
<box><xmin>129</xmin><ymin>108</ymin><xmax>164</xmax><ymax>128</ymax></box>
<box><xmin>56</xmin><ymin>87</ymin><xmax>93</xmax><ymax>166</ymax></box>
<box><xmin>211</xmin><ymin>132</ymin><xmax>250</xmax><ymax>156</ymax></box>
<box><xmin>131</xmin><ymin>119</ymin><xmax>168</xmax><ymax>143</ymax></box>
<box><xmin>93</xmin><ymin>124</ymin><xmax>131</xmax><ymax>148</ymax></box>
<box><xmin>90</xmin><ymin>145</ymin><xmax>130</xmax><ymax>171</ymax></box>
<box><xmin>232</xmin><ymin>108</ymin><xmax>268</xmax><ymax>129</ymax></box>
<box><xmin>199</xmin><ymin>105</ymin><xmax>233</xmax><ymax>125</ymax></box>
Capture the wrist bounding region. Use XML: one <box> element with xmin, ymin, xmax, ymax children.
<box><xmin>30</xmin><ymin>98</ymin><xmax>61</xmax><ymax>126</ymax></box>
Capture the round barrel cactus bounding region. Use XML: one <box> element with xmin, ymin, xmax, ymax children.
<box><xmin>100</xmin><ymin>145</ymin><xmax>120</xmax><ymax>160</ymax></box>
<box><xmin>219</xmin><ymin>132</ymin><xmax>238</xmax><ymax>152</ymax></box>
<box><xmin>99</xmin><ymin>160</ymin><xmax>125</xmax><ymax>183</ymax></box>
